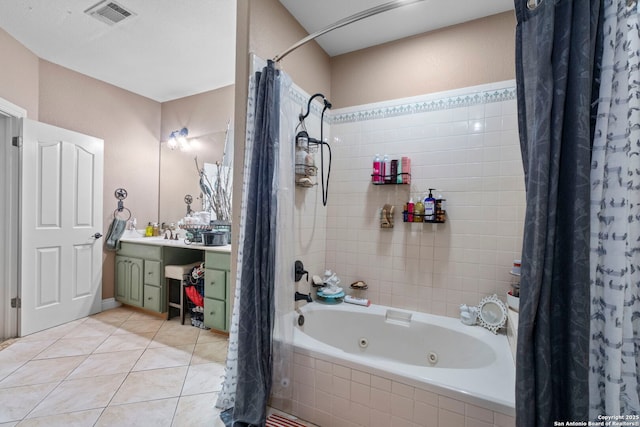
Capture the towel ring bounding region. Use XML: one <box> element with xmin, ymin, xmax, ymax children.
<box><xmin>114</xmin><ymin>207</ymin><xmax>132</xmax><ymax>221</ymax></box>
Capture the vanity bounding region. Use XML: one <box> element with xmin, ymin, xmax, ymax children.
<box><xmin>116</xmin><ymin>234</ymin><xmax>232</xmax><ymax>332</ymax></box>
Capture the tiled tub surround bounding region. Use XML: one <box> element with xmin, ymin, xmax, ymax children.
<box><xmin>271</xmin><ymin>302</ymin><xmax>515</xmax><ymax>427</ymax></box>
<box><xmin>325</xmin><ymin>80</ymin><xmax>525</xmax><ymax>317</ymax></box>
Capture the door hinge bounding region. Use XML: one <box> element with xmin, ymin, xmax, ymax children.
<box><xmin>10</xmin><ymin>297</ymin><xmax>21</xmax><ymax>308</ymax></box>
<box><xmin>11</xmin><ymin>136</ymin><xmax>22</xmax><ymax>147</ymax></box>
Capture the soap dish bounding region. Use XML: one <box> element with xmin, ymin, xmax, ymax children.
<box><xmin>350</xmin><ymin>281</ymin><xmax>368</xmax><ymax>290</ymax></box>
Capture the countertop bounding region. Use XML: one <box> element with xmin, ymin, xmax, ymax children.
<box><xmin>119</xmin><ymin>231</ymin><xmax>231</xmax><ymax>254</ymax></box>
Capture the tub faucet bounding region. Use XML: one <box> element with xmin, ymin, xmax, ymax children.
<box><xmin>295</xmin><ymin>292</ymin><xmax>312</xmax><ymax>303</ymax></box>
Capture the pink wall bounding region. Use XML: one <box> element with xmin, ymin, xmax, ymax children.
<box><xmin>38</xmin><ymin>60</ymin><xmax>162</xmax><ymax>300</ymax></box>
<box><xmin>330</xmin><ymin>12</ymin><xmax>516</xmax><ymax>108</ymax></box>
<box><xmin>0</xmin><ymin>28</ymin><xmax>39</xmax><ymax>119</ymax></box>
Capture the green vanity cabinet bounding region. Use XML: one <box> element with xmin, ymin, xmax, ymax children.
<box><xmin>204</xmin><ymin>251</ymin><xmax>231</xmax><ymax>331</ymax></box>
<box><xmin>115</xmin><ymin>241</ymin><xmax>202</xmax><ymax>314</ymax></box>
<box><xmin>115</xmin><ymin>255</ymin><xmax>144</xmax><ymax>307</ymax></box>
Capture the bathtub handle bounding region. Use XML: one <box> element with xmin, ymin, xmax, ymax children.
<box><xmin>294</xmin><ymin>260</ymin><xmax>309</xmax><ymax>282</ymax></box>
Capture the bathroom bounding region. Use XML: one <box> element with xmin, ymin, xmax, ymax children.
<box><xmin>0</xmin><ymin>0</ymin><xmax>605</xmax><ymax>425</ymax></box>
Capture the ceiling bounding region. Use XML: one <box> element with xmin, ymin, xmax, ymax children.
<box><xmin>0</xmin><ymin>0</ymin><xmax>514</xmax><ymax>103</ymax></box>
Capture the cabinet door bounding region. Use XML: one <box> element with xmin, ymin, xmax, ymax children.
<box><xmin>204</xmin><ymin>298</ymin><xmax>226</xmax><ymax>331</ymax></box>
<box><xmin>143</xmin><ymin>285</ymin><xmax>161</xmax><ymax>312</ymax></box>
<box><xmin>144</xmin><ymin>260</ymin><xmax>162</xmax><ymax>286</ymax></box>
<box><xmin>115</xmin><ymin>256</ymin><xmax>129</xmax><ymax>302</ymax></box>
<box><xmin>127</xmin><ymin>258</ymin><xmax>144</xmax><ymax>307</ymax></box>
<box><xmin>204</xmin><ymin>269</ymin><xmax>226</xmax><ymax>300</ymax></box>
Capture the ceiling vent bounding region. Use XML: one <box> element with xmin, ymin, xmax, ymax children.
<box><xmin>84</xmin><ymin>1</ymin><xmax>136</xmax><ymax>25</ymax></box>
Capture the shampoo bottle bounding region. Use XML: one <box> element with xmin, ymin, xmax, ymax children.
<box><xmin>407</xmin><ymin>197</ymin><xmax>414</xmax><ymax>222</ymax></box>
<box><xmin>383</xmin><ymin>154</ymin><xmax>391</xmax><ymax>182</ymax></box>
<box><xmin>372</xmin><ymin>154</ymin><xmax>381</xmax><ymax>183</ymax></box>
<box><xmin>424</xmin><ymin>189</ymin><xmax>436</xmax><ymax>221</ymax></box>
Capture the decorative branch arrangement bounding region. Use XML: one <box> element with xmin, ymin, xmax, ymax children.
<box><xmin>194</xmin><ymin>120</ymin><xmax>232</xmax><ymax>223</ymax></box>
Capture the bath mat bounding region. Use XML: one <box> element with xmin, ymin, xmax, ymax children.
<box><xmin>265</xmin><ymin>413</ymin><xmax>307</xmax><ymax>427</ymax></box>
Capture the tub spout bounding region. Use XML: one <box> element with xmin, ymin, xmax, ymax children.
<box><xmin>295</xmin><ymin>292</ymin><xmax>312</xmax><ymax>303</ymax></box>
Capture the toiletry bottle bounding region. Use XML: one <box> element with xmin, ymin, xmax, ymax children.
<box><xmin>372</xmin><ymin>154</ymin><xmax>381</xmax><ymax>183</ymax></box>
<box><xmin>383</xmin><ymin>154</ymin><xmax>391</xmax><ymax>182</ymax></box>
<box><xmin>145</xmin><ymin>222</ymin><xmax>153</xmax><ymax>237</ymax></box>
<box><xmin>424</xmin><ymin>189</ymin><xmax>436</xmax><ymax>221</ymax></box>
<box><xmin>414</xmin><ymin>200</ymin><xmax>424</xmax><ymax>222</ymax></box>
<box><xmin>407</xmin><ymin>197</ymin><xmax>414</xmax><ymax>222</ymax></box>
<box><xmin>435</xmin><ymin>191</ymin><xmax>446</xmax><ymax>222</ymax></box>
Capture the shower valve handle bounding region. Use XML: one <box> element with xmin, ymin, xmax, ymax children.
<box><xmin>295</xmin><ymin>260</ymin><xmax>308</xmax><ymax>282</ymax></box>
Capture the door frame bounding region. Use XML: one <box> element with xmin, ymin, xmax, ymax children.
<box><xmin>0</xmin><ymin>97</ymin><xmax>26</xmax><ymax>340</ymax></box>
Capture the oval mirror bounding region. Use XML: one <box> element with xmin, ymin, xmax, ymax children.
<box><xmin>477</xmin><ymin>294</ymin><xmax>507</xmax><ymax>334</ymax></box>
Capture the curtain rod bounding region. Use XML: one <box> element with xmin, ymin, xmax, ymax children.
<box><xmin>273</xmin><ymin>0</ymin><xmax>426</xmax><ymax>63</ymax></box>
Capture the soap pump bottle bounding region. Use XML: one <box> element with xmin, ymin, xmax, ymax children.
<box><xmin>424</xmin><ymin>189</ymin><xmax>436</xmax><ymax>221</ymax></box>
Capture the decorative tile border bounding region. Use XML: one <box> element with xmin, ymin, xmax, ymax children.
<box><xmin>286</xmin><ymin>81</ymin><xmax>517</xmax><ymax>125</ymax></box>
<box><xmin>331</xmin><ymin>87</ymin><xmax>517</xmax><ymax>125</ymax></box>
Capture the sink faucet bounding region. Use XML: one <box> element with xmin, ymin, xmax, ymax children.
<box><xmin>295</xmin><ymin>292</ymin><xmax>312</xmax><ymax>303</ymax></box>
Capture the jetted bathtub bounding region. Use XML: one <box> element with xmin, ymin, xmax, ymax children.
<box><xmin>285</xmin><ymin>302</ymin><xmax>515</xmax><ymax>422</ymax></box>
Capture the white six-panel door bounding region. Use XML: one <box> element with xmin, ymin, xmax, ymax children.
<box><xmin>20</xmin><ymin>119</ymin><xmax>103</xmax><ymax>336</ymax></box>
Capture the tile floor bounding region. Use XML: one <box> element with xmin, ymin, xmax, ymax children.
<box><xmin>0</xmin><ymin>306</ymin><xmax>230</xmax><ymax>426</ymax></box>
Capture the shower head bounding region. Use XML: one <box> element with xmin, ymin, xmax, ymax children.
<box><xmin>299</xmin><ymin>93</ymin><xmax>332</xmax><ymax>122</ymax></box>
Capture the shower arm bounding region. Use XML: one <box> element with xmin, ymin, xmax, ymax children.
<box><xmin>273</xmin><ymin>0</ymin><xmax>426</xmax><ymax>63</ymax></box>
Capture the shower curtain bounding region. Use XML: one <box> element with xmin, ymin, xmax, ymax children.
<box><xmin>589</xmin><ymin>0</ymin><xmax>640</xmax><ymax>417</ymax></box>
<box><xmin>217</xmin><ymin>59</ymin><xmax>281</xmax><ymax>426</ymax></box>
<box><xmin>514</xmin><ymin>0</ymin><xmax>601</xmax><ymax>424</ymax></box>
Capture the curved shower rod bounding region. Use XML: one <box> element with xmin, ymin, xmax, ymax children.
<box><xmin>273</xmin><ymin>0</ymin><xmax>427</xmax><ymax>63</ymax></box>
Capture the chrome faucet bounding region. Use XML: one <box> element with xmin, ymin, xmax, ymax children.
<box><xmin>295</xmin><ymin>292</ymin><xmax>312</xmax><ymax>303</ymax></box>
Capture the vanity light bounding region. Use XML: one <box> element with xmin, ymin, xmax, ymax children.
<box><xmin>167</xmin><ymin>127</ymin><xmax>190</xmax><ymax>151</ymax></box>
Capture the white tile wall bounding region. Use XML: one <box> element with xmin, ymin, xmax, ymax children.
<box><xmin>320</xmin><ymin>81</ymin><xmax>524</xmax><ymax>316</ymax></box>
<box><xmin>271</xmin><ymin>350</ymin><xmax>516</xmax><ymax>427</ymax></box>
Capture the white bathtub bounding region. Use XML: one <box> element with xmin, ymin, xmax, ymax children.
<box><xmin>285</xmin><ymin>302</ymin><xmax>515</xmax><ymax>422</ymax></box>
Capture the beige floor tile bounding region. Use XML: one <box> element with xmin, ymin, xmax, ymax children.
<box><xmin>111</xmin><ymin>366</ymin><xmax>188</xmax><ymax>405</ymax></box>
<box><xmin>114</xmin><ymin>318</ymin><xmax>165</xmax><ymax>335</ymax></box>
<box><xmin>88</xmin><ymin>308</ymin><xmax>132</xmax><ymax>326</ymax></box>
<box><xmin>96</xmin><ymin>397</ymin><xmax>178</xmax><ymax>427</ymax></box>
<box><xmin>132</xmin><ymin>345</ymin><xmax>195</xmax><ymax>371</ymax></box>
<box><xmin>19</xmin><ymin>320</ymin><xmax>85</xmax><ymax>342</ymax></box>
<box><xmin>190</xmin><ymin>341</ymin><xmax>228</xmax><ymax>365</ymax></box>
<box><xmin>67</xmin><ymin>349</ymin><xmax>144</xmax><ymax>379</ymax></box>
<box><xmin>0</xmin><ymin>356</ymin><xmax>86</xmax><ymax>388</ymax></box>
<box><xmin>33</xmin><ymin>336</ymin><xmax>106</xmax><ymax>359</ymax></box>
<box><xmin>0</xmin><ymin>382</ymin><xmax>57</xmax><ymax>423</ymax></box>
<box><xmin>149</xmin><ymin>328</ymin><xmax>200</xmax><ymax>348</ymax></box>
<box><xmin>93</xmin><ymin>332</ymin><xmax>154</xmax><ymax>353</ymax></box>
<box><xmin>0</xmin><ymin>361</ymin><xmax>24</xmax><ymax>383</ymax></box>
<box><xmin>62</xmin><ymin>321</ymin><xmax>118</xmax><ymax>338</ymax></box>
<box><xmin>197</xmin><ymin>330</ymin><xmax>229</xmax><ymax>344</ymax></box>
<box><xmin>26</xmin><ymin>374</ymin><xmax>126</xmax><ymax>419</ymax></box>
<box><xmin>0</xmin><ymin>340</ymin><xmax>57</xmax><ymax>363</ymax></box>
<box><xmin>15</xmin><ymin>408</ymin><xmax>102</xmax><ymax>427</ymax></box>
<box><xmin>172</xmin><ymin>393</ymin><xmax>221</xmax><ymax>427</ymax></box>
<box><xmin>181</xmin><ymin>362</ymin><xmax>225</xmax><ymax>396</ymax></box>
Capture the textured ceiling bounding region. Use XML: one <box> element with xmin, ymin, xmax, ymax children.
<box><xmin>0</xmin><ymin>0</ymin><xmax>513</xmax><ymax>102</ymax></box>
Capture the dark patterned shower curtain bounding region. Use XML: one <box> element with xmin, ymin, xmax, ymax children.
<box><xmin>221</xmin><ymin>60</ymin><xmax>280</xmax><ymax>427</ymax></box>
<box><xmin>514</xmin><ymin>0</ymin><xmax>602</xmax><ymax>424</ymax></box>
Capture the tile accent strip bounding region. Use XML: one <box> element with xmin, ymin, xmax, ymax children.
<box><xmin>285</xmin><ymin>80</ymin><xmax>517</xmax><ymax>125</ymax></box>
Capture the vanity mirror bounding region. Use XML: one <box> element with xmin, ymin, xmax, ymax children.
<box><xmin>159</xmin><ymin>129</ymin><xmax>233</xmax><ymax>224</ymax></box>
<box><xmin>477</xmin><ymin>294</ymin><xmax>508</xmax><ymax>334</ymax></box>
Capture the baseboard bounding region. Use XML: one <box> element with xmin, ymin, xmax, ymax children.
<box><xmin>102</xmin><ymin>298</ymin><xmax>122</xmax><ymax>311</ymax></box>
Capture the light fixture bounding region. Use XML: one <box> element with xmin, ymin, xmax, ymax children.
<box><xmin>167</xmin><ymin>127</ymin><xmax>189</xmax><ymax>151</ymax></box>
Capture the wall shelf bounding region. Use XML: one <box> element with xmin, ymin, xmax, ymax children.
<box><xmin>371</xmin><ymin>173</ymin><xmax>411</xmax><ymax>185</ymax></box>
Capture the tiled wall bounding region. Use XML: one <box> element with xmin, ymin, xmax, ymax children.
<box><xmin>273</xmin><ymin>350</ymin><xmax>516</xmax><ymax>427</ymax></box>
<box><xmin>323</xmin><ymin>81</ymin><xmax>524</xmax><ymax>317</ymax></box>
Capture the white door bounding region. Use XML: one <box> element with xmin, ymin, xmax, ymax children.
<box><xmin>20</xmin><ymin>119</ymin><xmax>104</xmax><ymax>336</ymax></box>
